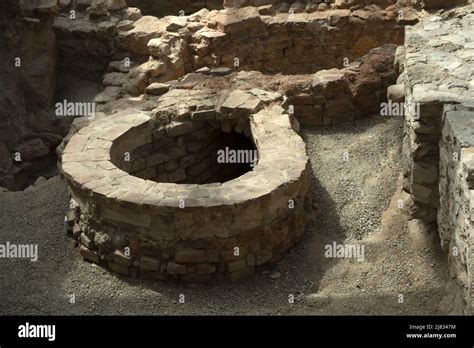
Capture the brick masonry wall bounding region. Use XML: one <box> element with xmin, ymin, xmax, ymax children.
<box><xmin>401</xmin><ymin>12</ymin><xmax>474</xmax><ymax>311</ymax></box>
<box><xmin>438</xmin><ymin>104</ymin><xmax>474</xmax><ymax>310</ymax></box>
<box><xmin>127</xmin><ymin>0</ymin><xmax>223</xmax><ymax>16</ymax></box>
<box><xmin>62</xmin><ymin>90</ymin><xmax>312</xmax><ymax>283</ymax></box>
<box><xmin>283</xmin><ymin>44</ymin><xmax>397</xmax><ymax>126</ymax></box>
<box><xmin>196</xmin><ymin>7</ymin><xmax>404</xmax><ymax>75</ymax></box>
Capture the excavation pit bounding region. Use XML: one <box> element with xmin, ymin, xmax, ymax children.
<box><xmin>59</xmin><ymin>2</ymin><xmax>405</xmax><ymax>283</ymax></box>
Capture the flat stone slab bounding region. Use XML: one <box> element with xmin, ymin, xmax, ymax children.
<box><xmin>405</xmin><ymin>13</ymin><xmax>474</xmax><ymax>106</ymax></box>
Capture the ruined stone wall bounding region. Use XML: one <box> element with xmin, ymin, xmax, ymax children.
<box><xmin>223</xmin><ymin>0</ymin><xmax>470</xmax><ymax>12</ymax></box>
<box><xmin>196</xmin><ymin>7</ymin><xmax>404</xmax><ymax>74</ymax></box>
<box><xmin>438</xmin><ymin>104</ymin><xmax>474</xmax><ymax>310</ymax></box>
<box><xmin>0</xmin><ymin>0</ymin><xmax>70</xmax><ymax>191</ymax></box>
<box><xmin>402</xmin><ymin>12</ymin><xmax>474</xmax><ymax>225</ymax></box>
<box><xmin>127</xmin><ymin>0</ymin><xmax>223</xmax><ymax>16</ymax></box>
<box><xmin>54</xmin><ymin>4</ymin><xmax>142</xmax><ymax>77</ymax></box>
<box><xmin>284</xmin><ymin>44</ymin><xmax>397</xmax><ymax>126</ymax></box>
<box><xmin>224</xmin><ymin>0</ymin><xmax>336</xmax><ymax>11</ymax></box>
<box><xmin>53</xmin><ymin>2</ymin><xmax>408</xmax><ymax>103</ymax></box>
<box><xmin>224</xmin><ymin>0</ymin><xmax>398</xmax><ymax>11</ymax></box>
<box><xmin>402</xmin><ymin>9</ymin><xmax>474</xmax><ymax>310</ymax></box>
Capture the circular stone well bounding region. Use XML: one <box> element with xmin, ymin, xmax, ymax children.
<box><xmin>62</xmin><ymin>89</ymin><xmax>311</xmax><ymax>282</ymax></box>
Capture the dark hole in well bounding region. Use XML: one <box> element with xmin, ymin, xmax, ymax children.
<box><xmin>119</xmin><ymin>121</ymin><xmax>258</xmax><ymax>185</ymax></box>
<box><xmin>212</xmin><ymin>130</ymin><xmax>256</xmax><ymax>184</ymax></box>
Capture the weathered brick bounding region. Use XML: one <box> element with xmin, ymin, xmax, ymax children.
<box><xmin>191</xmin><ymin>109</ymin><xmax>217</xmax><ymax>121</ymax></box>
<box><xmin>114</xmin><ymin>249</ymin><xmax>132</xmax><ymax>266</ymax></box>
<box><xmin>206</xmin><ymin>250</ymin><xmax>220</xmax><ymax>262</ymax></box>
<box><xmin>227</xmin><ymin>259</ymin><xmax>247</xmax><ymax>272</ymax></box>
<box><xmin>255</xmin><ymin>249</ymin><xmax>273</xmax><ymax>265</ymax></box>
<box><xmin>175</xmin><ymin>248</ymin><xmax>206</xmax><ymax>263</ymax></box>
<box><xmin>109</xmin><ymin>261</ymin><xmax>130</xmax><ymax>275</ymax></box>
<box><xmin>228</xmin><ymin>267</ymin><xmax>254</xmax><ymax>282</ymax></box>
<box><xmin>166</xmin><ymin>122</ymin><xmax>194</xmax><ymax>137</ymax></box>
<box><xmin>79</xmin><ymin>246</ymin><xmax>99</xmax><ymax>264</ymax></box>
<box><xmin>139</xmin><ymin>256</ymin><xmax>160</xmax><ymax>271</ymax></box>
<box><xmin>168</xmin><ymin>168</ymin><xmax>186</xmax><ymax>182</ymax></box>
<box><xmin>167</xmin><ymin>261</ymin><xmax>187</xmax><ymax>274</ymax></box>
<box><xmin>181</xmin><ymin>273</ymin><xmax>212</xmax><ymax>283</ymax></box>
<box><xmin>196</xmin><ymin>263</ymin><xmax>217</xmax><ymax>275</ymax></box>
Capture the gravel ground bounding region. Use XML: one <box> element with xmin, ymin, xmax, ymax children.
<box><xmin>0</xmin><ymin>115</ymin><xmax>459</xmax><ymax>315</ymax></box>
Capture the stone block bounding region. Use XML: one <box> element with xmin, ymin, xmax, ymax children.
<box><xmin>164</xmin><ymin>160</ymin><xmax>179</xmax><ymax>172</ymax></box>
<box><xmin>79</xmin><ymin>246</ymin><xmax>99</xmax><ymax>264</ymax></box>
<box><xmin>227</xmin><ymin>267</ymin><xmax>254</xmax><ymax>282</ymax></box>
<box><xmin>187</xmin><ymin>142</ymin><xmax>203</xmax><ymax>154</ymax></box>
<box><xmin>411</xmin><ymin>183</ymin><xmax>433</xmax><ymax>205</ymax></box>
<box><xmin>221</xmin><ymin>119</ymin><xmax>233</xmax><ymax>132</ymax></box>
<box><xmin>412</xmin><ymin>162</ymin><xmax>438</xmax><ymax>185</ymax></box>
<box><xmin>181</xmin><ymin>273</ymin><xmax>212</xmax><ymax>282</ymax></box>
<box><xmin>15</xmin><ymin>138</ymin><xmax>49</xmax><ymax>161</ymax></box>
<box><xmin>255</xmin><ymin>249</ymin><xmax>273</xmax><ymax>265</ymax></box>
<box><xmin>114</xmin><ymin>249</ymin><xmax>132</xmax><ymax>266</ymax></box>
<box><xmin>80</xmin><ymin>233</ymin><xmax>94</xmax><ymax>249</ymax></box>
<box><xmin>72</xmin><ymin>223</ymin><xmax>82</xmax><ymax>238</ymax></box>
<box><xmin>109</xmin><ymin>261</ymin><xmax>130</xmax><ymax>275</ymax></box>
<box><xmin>258</xmin><ymin>4</ymin><xmax>274</xmax><ymax>16</ymax></box>
<box><xmin>387</xmin><ymin>84</ymin><xmax>405</xmax><ymax>103</ymax></box>
<box><xmin>94</xmin><ymin>231</ymin><xmax>113</xmax><ymax>253</ymax></box>
<box><xmin>147</xmin><ymin>153</ymin><xmax>169</xmax><ymax>166</ymax></box>
<box><xmin>103</xmin><ymin>72</ymin><xmax>127</xmax><ymax>87</ymax></box>
<box><xmin>167</xmin><ymin>261</ymin><xmax>187</xmax><ymax>274</ymax></box>
<box><xmin>326</xmin><ymin>97</ymin><xmax>357</xmax><ymax>124</ymax></box>
<box><xmin>422</xmin><ymin>0</ymin><xmax>467</xmax><ymax>9</ymax></box>
<box><xmin>169</xmin><ymin>145</ymin><xmax>187</xmax><ymax>159</ymax></box>
<box><xmin>206</xmin><ymin>250</ymin><xmax>220</xmax><ymax>262</ymax></box>
<box><xmin>187</xmin><ymin>158</ymin><xmax>212</xmax><ymax>176</ymax></box>
<box><xmin>175</xmin><ymin>248</ymin><xmax>206</xmax><ymax>263</ymax></box>
<box><xmin>139</xmin><ymin>256</ymin><xmax>160</xmax><ymax>271</ymax></box>
<box><xmin>166</xmin><ymin>122</ymin><xmax>194</xmax><ymax>137</ymax></box>
<box><xmin>196</xmin><ymin>263</ymin><xmax>217</xmax><ymax>275</ymax></box>
<box><xmin>191</xmin><ymin>109</ymin><xmax>217</xmax><ymax>121</ymax></box>
<box><xmin>220</xmin><ymin>90</ymin><xmax>263</xmax><ymax>116</ymax></box>
<box><xmin>168</xmin><ymin>168</ymin><xmax>186</xmax><ymax>182</ymax></box>
<box><xmin>292</xmin><ymin>93</ymin><xmax>314</xmax><ymax>105</ymax></box>
<box><xmin>102</xmin><ymin>206</ymin><xmax>151</xmax><ymax>227</ymax></box>
<box><xmin>135</xmin><ymin>167</ymin><xmax>156</xmax><ymax>180</ymax></box>
<box><xmin>179</xmin><ymin>154</ymin><xmax>196</xmax><ymax>169</ymax></box>
<box><xmin>246</xmin><ymin>254</ymin><xmax>256</xmax><ymax>267</ymax></box>
<box><xmin>227</xmin><ymin>259</ymin><xmax>247</xmax><ymax>272</ymax></box>
<box><xmin>145</xmin><ymin>83</ymin><xmax>170</xmax><ymax>96</ymax></box>
<box><xmin>294</xmin><ymin>105</ymin><xmax>314</xmax><ymax>118</ymax></box>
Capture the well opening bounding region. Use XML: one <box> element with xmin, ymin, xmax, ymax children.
<box><xmin>111</xmin><ymin>118</ymin><xmax>257</xmax><ymax>185</ymax></box>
